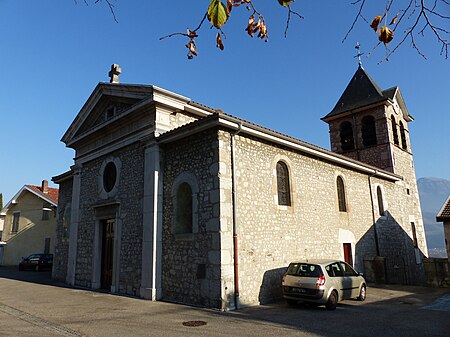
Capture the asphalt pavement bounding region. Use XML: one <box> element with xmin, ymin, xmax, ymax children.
<box><xmin>0</xmin><ymin>266</ymin><xmax>449</xmax><ymax>337</ymax></box>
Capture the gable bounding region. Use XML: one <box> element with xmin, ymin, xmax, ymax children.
<box><xmin>73</xmin><ymin>95</ymin><xmax>140</xmax><ymax>139</ymax></box>
<box><xmin>62</xmin><ymin>83</ymin><xmax>153</xmax><ymax>146</ymax></box>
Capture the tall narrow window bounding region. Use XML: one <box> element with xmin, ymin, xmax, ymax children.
<box><xmin>391</xmin><ymin>115</ymin><xmax>399</xmax><ymax>145</ymax></box>
<box><xmin>336</xmin><ymin>176</ymin><xmax>347</xmax><ymax>212</ymax></box>
<box><xmin>175</xmin><ymin>182</ymin><xmax>193</xmax><ymax>234</ymax></box>
<box><xmin>411</xmin><ymin>222</ymin><xmax>418</xmax><ymax>248</ymax></box>
<box><xmin>399</xmin><ymin>121</ymin><xmax>407</xmax><ymax>150</ymax></box>
<box><xmin>340</xmin><ymin>122</ymin><xmax>355</xmax><ymax>151</ymax></box>
<box><xmin>276</xmin><ymin>161</ymin><xmax>291</xmax><ymax>206</ymax></box>
<box><xmin>362</xmin><ymin>116</ymin><xmax>377</xmax><ymax>147</ymax></box>
<box><xmin>12</xmin><ymin>212</ymin><xmax>20</xmax><ymax>233</ymax></box>
<box><xmin>376</xmin><ymin>186</ymin><xmax>385</xmax><ymax>216</ymax></box>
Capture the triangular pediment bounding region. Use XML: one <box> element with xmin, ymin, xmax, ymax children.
<box><xmin>323</xmin><ymin>66</ymin><xmax>387</xmax><ymax>120</ymax></box>
<box><xmin>62</xmin><ymin>83</ymin><xmax>153</xmax><ymax>146</ymax></box>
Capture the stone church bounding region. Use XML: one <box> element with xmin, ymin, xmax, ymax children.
<box><xmin>52</xmin><ymin>64</ymin><xmax>428</xmax><ymax>310</ymax></box>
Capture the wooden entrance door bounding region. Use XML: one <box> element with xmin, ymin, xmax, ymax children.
<box><xmin>101</xmin><ymin>219</ymin><xmax>115</xmax><ymax>290</ymax></box>
<box><xmin>343</xmin><ymin>243</ymin><xmax>353</xmax><ymax>266</ymax></box>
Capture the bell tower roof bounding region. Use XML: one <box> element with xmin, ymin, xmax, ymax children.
<box><xmin>322</xmin><ymin>66</ymin><xmax>388</xmax><ymax>121</ymax></box>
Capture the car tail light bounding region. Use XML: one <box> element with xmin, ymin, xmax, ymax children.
<box><xmin>316</xmin><ymin>274</ymin><xmax>326</xmax><ymax>286</ymax></box>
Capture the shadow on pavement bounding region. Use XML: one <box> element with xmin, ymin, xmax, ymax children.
<box><xmin>0</xmin><ymin>266</ymin><xmax>63</xmax><ymax>287</ymax></box>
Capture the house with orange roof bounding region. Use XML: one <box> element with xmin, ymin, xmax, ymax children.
<box><xmin>0</xmin><ymin>180</ymin><xmax>58</xmax><ymax>266</ymax></box>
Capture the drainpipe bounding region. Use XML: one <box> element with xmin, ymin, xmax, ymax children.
<box><xmin>368</xmin><ymin>171</ymin><xmax>380</xmax><ymax>256</ymax></box>
<box><xmin>230</xmin><ymin>122</ymin><xmax>242</xmax><ymax>310</ymax></box>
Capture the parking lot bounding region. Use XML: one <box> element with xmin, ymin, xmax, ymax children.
<box><xmin>0</xmin><ymin>266</ymin><xmax>449</xmax><ymax>337</ymax></box>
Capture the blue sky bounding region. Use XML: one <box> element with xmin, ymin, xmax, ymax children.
<box><xmin>0</xmin><ymin>0</ymin><xmax>449</xmax><ymax>202</ymax></box>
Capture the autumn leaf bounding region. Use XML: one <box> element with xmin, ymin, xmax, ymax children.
<box><xmin>378</xmin><ymin>26</ymin><xmax>394</xmax><ymax>45</ymax></box>
<box><xmin>278</xmin><ymin>0</ymin><xmax>293</xmax><ymax>6</ymax></box>
<box><xmin>370</xmin><ymin>16</ymin><xmax>382</xmax><ymax>32</ymax></box>
<box><xmin>216</xmin><ymin>33</ymin><xmax>224</xmax><ymax>50</ymax></box>
<box><xmin>207</xmin><ymin>0</ymin><xmax>229</xmax><ymax>28</ymax></box>
<box><xmin>389</xmin><ymin>14</ymin><xmax>398</xmax><ymax>25</ymax></box>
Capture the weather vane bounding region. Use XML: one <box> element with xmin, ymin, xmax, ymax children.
<box><xmin>354</xmin><ymin>42</ymin><xmax>364</xmax><ymax>67</ymax></box>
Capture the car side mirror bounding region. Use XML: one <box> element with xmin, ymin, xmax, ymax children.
<box><xmin>359</xmin><ymin>272</ymin><xmax>364</xmax><ymax>276</ymax></box>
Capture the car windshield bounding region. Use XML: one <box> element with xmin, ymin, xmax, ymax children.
<box><xmin>287</xmin><ymin>263</ymin><xmax>322</xmax><ymax>277</ymax></box>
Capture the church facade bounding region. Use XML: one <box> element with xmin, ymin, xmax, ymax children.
<box><xmin>52</xmin><ymin>66</ymin><xmax>428</xmax><ymax>309</ymax></box>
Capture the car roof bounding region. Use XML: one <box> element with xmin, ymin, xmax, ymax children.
<box><xmin>288</xmin><ymin>259</ymin><xmax>343</xmax><ymax>266</ymax></box>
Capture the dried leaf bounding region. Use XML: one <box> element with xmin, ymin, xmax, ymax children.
<box><xmin>216</xmin><ymin>32</ymin><xmax>224</xmax><ymax>50</ymax></box>
<box><xmin>278</xmin><ymin>0</ymin><xmax>293</xmax><ymax>6</ymax></box>
<box><xmin>185</xmin><ymin>41</ymin><xmax>198</xmax><ymax>56</ymax></box>
<box><xmin>207</xmin><ymin>0</ymin><xmax>229</xmax><ymax>28</ymax></box>
<box><xmin>370</xmin><ymin>16</ymin><xmax>382</xmax><ymax>32</ymax></box>
<box><xmin>389</xmin><ymin>14</ymin><xmax>398</xmax><ymax>25</ymax></box>
<box><xmin>258</xmin><ymin>21</ymin><xmax>267</xmax><ymax>39</ymax></box>
<box><xmin>245</xmin><ymin>15</ymin><xmax>255</xmax><ymax>37</ymax></box>
<box><xmin>378</xmin><ymin>26</ymin><xmax>394</xmax><ymax>45</ymax></box>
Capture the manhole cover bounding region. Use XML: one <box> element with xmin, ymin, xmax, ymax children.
<box><xmin>182</xmin><ymin>320</ymin><xmax>207</xmax><ymax>327</ymax></box>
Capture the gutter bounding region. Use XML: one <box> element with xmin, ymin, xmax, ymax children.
<box><xmin>230</xmin><ymin>122</ymin><xmax>243</xmax><ymax>310</ymax></box>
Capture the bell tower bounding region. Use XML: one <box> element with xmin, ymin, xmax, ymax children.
<box><xmin>321</xmin><ymin>65</ymin><xmax>415</xmax><ymax>178</ymax></box>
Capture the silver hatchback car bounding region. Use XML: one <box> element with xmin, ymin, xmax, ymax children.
<box><xmin>282</xmin><ymin>259</ymin><xmax>366</xmax><ymax>310</ymax></box>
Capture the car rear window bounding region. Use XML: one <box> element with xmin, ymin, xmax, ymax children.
<box><xmin>287</xmin><ymin>263</ymin><xmax>323</xmax><ymax>277</ymax></box>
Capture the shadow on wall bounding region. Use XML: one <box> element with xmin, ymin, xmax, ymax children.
<box><xmin>256</xmin><ymin>211</ymin><xmax>427</xmax><ymax>305</ymax></box>
<box><xmin>2</xmin><ymin>223</ymin><xmax>49</xmax><ymax>265</ymax></box>
<box><xmin>258</xmin><ymin>267</ymin><xmax>287</xmax><ymax>305</ymax></box>
<box><xmin>356</xmin><ymin>211</ymin><xmax>426</xmax><ymax>286</ymax></box>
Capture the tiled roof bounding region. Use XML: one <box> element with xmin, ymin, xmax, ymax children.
<box><xmin>437</xmin><ymin>196</ymin><xmax>450</xmax><ymax>221</ymax></box>
<box><xmin>26</xmin><ymin>185</ymin><xmax>59</xmax><ymax>204</ymax></box>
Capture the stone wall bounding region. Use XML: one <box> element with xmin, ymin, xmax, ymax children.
<box><xmin>53</xmin><ymin>177</ymin><xmax>73</xmax><ymax>281</ymax></box>
<box><xmin>75</xmin><ymin>142</ymin><xmax>145</xmax><ymax>295</ymax></box>
<box><xmin>161</xmin><ymin>128</ymin><xmax>223</xmax><ymax>308</ymax></box>
<box><xmin>228</xmin><ymin>131</ymin><xmax>426</xmax><ymax>305</ymax></box>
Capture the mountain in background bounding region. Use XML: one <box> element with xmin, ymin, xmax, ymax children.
<box><xmin>417</xmin><ymin>177</ymin><xmax>450</xmax><ymax>258</ymax></box>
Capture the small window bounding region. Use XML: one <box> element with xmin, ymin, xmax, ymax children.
<box><xmin>362</xmin><ymin>116</ymin><xmax>377</xmax><ymax>147</ymax></box>
<box><xmin>276</xmin><ymin>161</ymin><xmax>291</xmax><ymax>206</ymax></box>
<box><xmin>175</xmin><ymin>182</ymin><xmax>193</xmax><ymax>234</ymax></box>
<box><xmin>376</xmin><ymin>186</ymin><xmax>385</xmax><ymax>216</ymax></box>
<box><xmin>336</xmin><ymin>176</ymin><xmax>347</xmax><ymax>212</ymax></box>
<box><xmin>391</xmin><ymin>116</ymin><xmax>399</xmax><ymax>145</ymax></box>
<box><xmin>12</xmin><ymin>212</ymin><xmax>20</xmax><ymax>233</ymax></box>
<box><xmin>42</xmin><ymin>206</ymin><xmax>50</xmax><ymax>221</ymax></box>
<box><xmin>103</xmin><ymin>162</ymin><xmax>117</xmax><ymax>193</ymax></box>
<box><xmin>106</xmin><ymin>106</ymin><xmax>115</xmax><ymax>119</ymax></box>
<box><xmin>411</xmin><ymin>222</ymin><xmax>418</xmax><ymax>248</ymax></box>
<box><xmin>340</xmin><ymin>122</ymin><xmax>355</xmax><ymax>151</ymax></box>
<box><xmin>399</xmin><ymin>121</ymin><xmax>407</xmax><ymax>150</ymax></box>
<box><xmin>44</xmin><ymin>238</ymin><xmax>51</xmax><ymax>254</ymax></box>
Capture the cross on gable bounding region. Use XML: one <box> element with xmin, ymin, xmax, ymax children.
<box><xmin>108</xmin><ymin>64</ymin><xmax>122</xmax><ymax>83</ymax></box>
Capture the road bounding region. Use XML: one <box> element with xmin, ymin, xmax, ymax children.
<box><xmin>0</xmin><ymin>266</ymin><xmax>449</xmax><ymax>337</ymax></box>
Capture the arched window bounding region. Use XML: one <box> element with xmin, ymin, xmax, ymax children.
<box><xmin>340</xmin><ymin>122</ymin><xmax>355</xmax><ymax>151</ymax></box>
<box><xmin>276</xmin><ymin>161</ymin><xmax>291</xmax><ymax>206</ymax></box>
<box><xmin>391</xmin><ymin>116</ymin><xmax>399</xmax><ymax>146</ymax></box>
<box><xmin>336</xmin><ymin>176</ymin><xmax>347</xmax><ymax>212</ymax></box>
<box><xmin>174</xmin><ymin>182</ymin><xmax>193</xmax><ymax>234</ymax></box>
<box><xmin>399</xmin><ymin>121</ymin><xmax>407</xmax><ymax>150</ymax></box>
<box><xmin>376</xmin><ymin>186</ymin><xmax>385</xmax><ymax>216</ymax></box>
<box><xmin>362</xmin><ymin>116</ymin><xmax>377</xmax><ymax>147</ymax></box>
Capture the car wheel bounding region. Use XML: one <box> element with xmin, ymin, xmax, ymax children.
<box><xmin>286</xmin><ymin>299</ymin><xmax>297</xmax><ymax>306</ymax></box>
<box><xmin>357</xmin><ymin>284</ymin><xmax>366</xmax><ymax>301</ymax></box>
<box><xmin>35</xmin><ymin>265</ymin><xmax>40</xmax><ymax>272</ymax></box>
<box><xmin>326</xmin><ymin>291</ymin><xmax>338</xmax><ymax>310</ymax></box>
<box><xmin>19</xmin><ymin>265</ymin><xmax>23</xmax><ymax>271</ymax></box>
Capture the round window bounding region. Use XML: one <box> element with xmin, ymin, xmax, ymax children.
<box><xmin>103</xmin><ymin>162</ymin><xmax>117</xmax><ymax>192</ymax></box>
